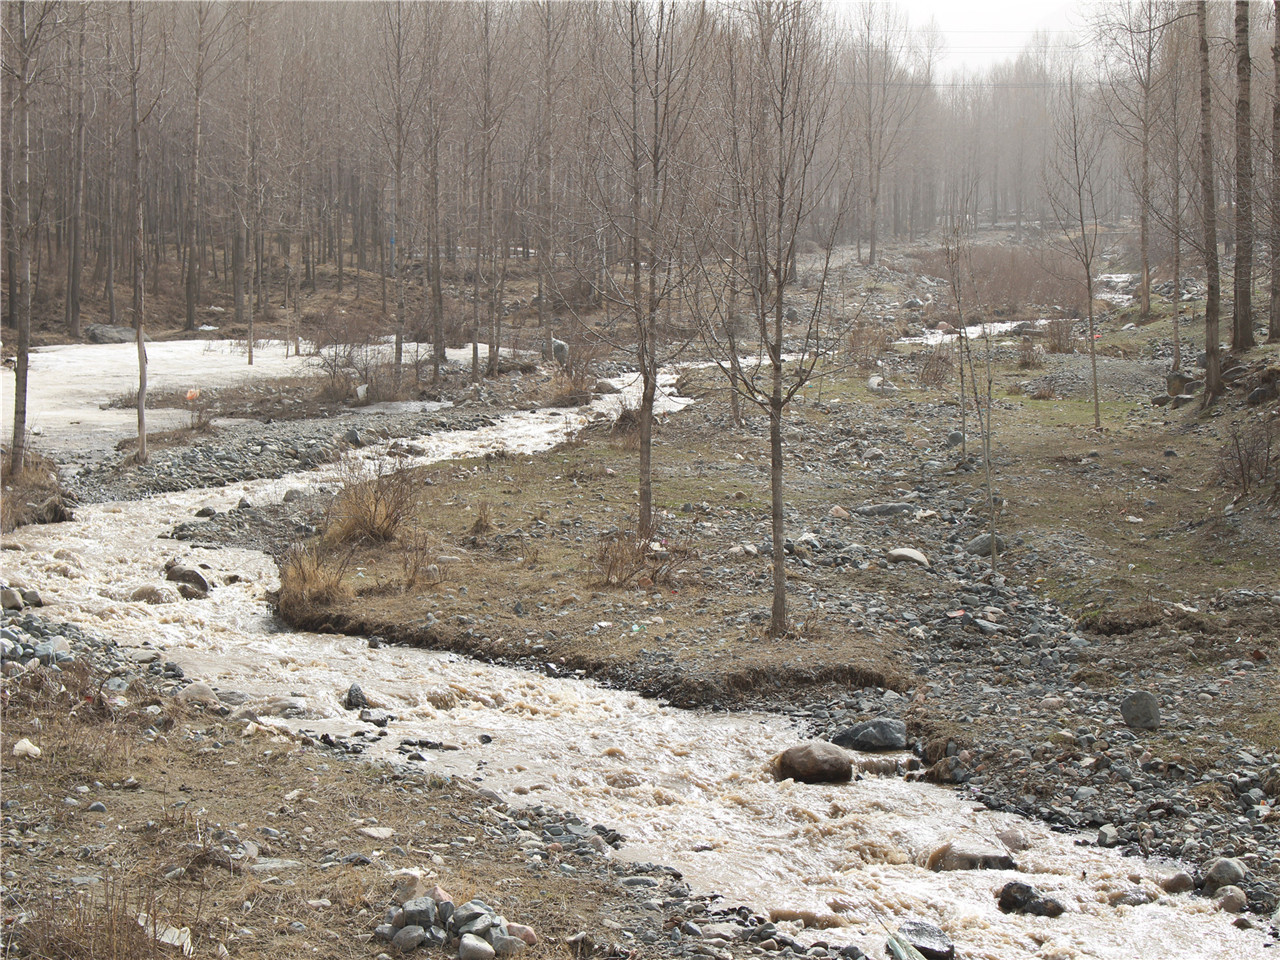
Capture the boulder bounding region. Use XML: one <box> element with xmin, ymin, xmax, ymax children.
<box><xmin>996</xmin><ymin>881</ymin><xmax>1064</xmax><ymax>917</ymax></box>
<box><xmin>886</xmin><ymin>547</ymin><xmax>930</xmax><ymax>568</ymax></box>
<box><xmin>1160</xmin><ymin>871</ymin><xmax>1195</xmax><ymax>894</ymax></box>
<box><xmin>164</xmin><ymin>562</ymin><xmax>211</xmax><ymax>595</ymax></box>
<box><xmin>391</xmin><ymin>925</ymin><xmax>427</xmax><ymax>952</ymax></box>
<box><xmin>0</xmin><ymin>588</ymin><xmax>24</xmax><ymax>611</ymax></box>
<box><xmin>344</xmin><ymin>683</ymin><xmax>370</xmax><ymax>710</ymax></box>
<box><xmin>1215</xmin><ymin>885</ymin><xmax>1248</xmax><ymax>913</ymax></box>
<box><xmin>130</xmin><ymin>584</ymin><xmax>175</xmax><ymax>604</ymax></box>
<box><xmin>1166</xmin><ymin>370</ymin><xmax>1195</xmax><ymax>396</ymax></box>
<box><xmin>832</xmin><ymin>718</ymin><xmax>907</xmax><ymax>752</ymax></box>
<box><xmin>401</xmin><ymin>897</ymin><xmax>437</xmax><ymax>929</ymax></box>
<box><xmin>896</xmin><ymin>919</ymin><xmax>953</xmax><ymax>960</ymax></box>
<box><xmin>85</xmin><ymin>323</ymin><xmax>142</xmax><ymax>344</ymax></box>
<box><xmin>945</xmin><ymin>431</ymin><xmax>964</xmax><ymax>448</ymax></box>
<box><xmin>1119</xmin><ymin>691</ymin><xmax>1160</xmax><ymax>730</ymax></box>
<box><xmin>773</xmin><ymin>742</ymin><xmax>853</xmax><ymax>784</ymax></box>
<box><xmin>856</xmin><ymin>502</ymin><xmax>913</xmax><ymax>517</ymax></box>
<box><xmin>459</xmin><ymin>933</ymin><xmax>496</xmax><ymax>960</ymax></box>
<box><xmin>926</xmin><ymin>840</ymin><xmax>1016</xmax><ymax>872</ymax></box>
<box><xmin>1202</xmin><ymin>857</ymin><xmax>1247</xmax><ymax>893</ymax></box>
<box><xmin>963</xmin><ymin>533</ymin><xmax>1006</xmax><ymax>557</ymax></box>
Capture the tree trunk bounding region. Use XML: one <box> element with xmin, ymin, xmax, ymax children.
<box><xmin>1198</xmin><ymin>1</ymin><xmax>1224</xmax><ymax>401</ymax></box>
<box><xmin>8</xmin><ymin>1</ymin><xmax>33</xmax><ymax>474</ymax></box>
<box><xmin>1233</xmin><ymin>0</ymin><xmax>1256</xmax><ymax>352</ymax></box>
<box><xmin>129</xmin><ymin>1</ymin><xmax>149</xmax><ymax>463</ymax></box>
<box><xmin>65</xmin><ymin>12</ymin><xmax>86</xmax><ymax>339</ymax></box>
<box><xmin>1271</xmin><ymin>0</ymin><xmax>1280</xmax><ymax>341</ymax></box>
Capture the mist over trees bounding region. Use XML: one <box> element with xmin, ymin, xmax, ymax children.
<box><xmin>4</xmin><ymin>1</ymin><xmax>1280</xmax><ymax>624</ymax></box>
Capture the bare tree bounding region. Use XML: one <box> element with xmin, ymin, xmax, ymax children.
<box><xmin>1093</xmin><ymin>0</ymin><xmax>1170</xmax><ymax>321</ymax></box>
<box><xmin>697</xmin><ymin>0</ymin><xmax>840</xmax><ymax>638</ymax></box>
<box><xmin>847</xmin><ymin>2</ymin><xmax>931</xmax><ymax>265</ymax></box>
<box><xmin>1272</xmin><ymin>0</ymin><xmax>1280</xmax><ymax>342</ymax></box>
<box><xmin>588</xmin><ymin>0</ymin><xmax>709</xmax><ymax>538</ymax></box>
<box><xmin>1232</xmin><ymin>0</ymin><xmax>1256</xmax><ymax>353</ymax></box>
<box><xmin>63</xmin><ymin>2</ymin><xmax>86</xmax><ymax>339</ymax></box>
<box><xmin>1197</xmin><ymin>0</ymin><xmax>1224</xmax><ymax>401</ymax></box>
<box><xmin>4</xmin><ymin>1</ymin><xmax>61</xmax><ymax>474</ymax></box>
<box><xmin>1047</xmin><ymin>65</ymin><xmax>1106</xmax><ymax>430</ymax></box>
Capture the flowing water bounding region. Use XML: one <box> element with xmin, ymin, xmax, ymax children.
<box><xmin>1</xmin><ymin>342</ymin><xmax>1267</xmax><ymax>959</ymax></box>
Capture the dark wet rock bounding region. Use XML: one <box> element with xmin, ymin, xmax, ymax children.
<box><xmin>344</xmin><ymin>682</ymin><xmax>370</xmax><ymax>710</ymax></box>
<box><xmin>832</xmin><ymin>718</ymin><xmax>907</xmax><ymax>752</ymax></box>
<box><xmin>896</xmin><ymin>918</ymin><xmax>954</xmax><ymax>960</ymax></box>
<box><xmin>997</xmin><ymin>881</ymin><xmax>1065</xmax><ymax>917</ymax></box>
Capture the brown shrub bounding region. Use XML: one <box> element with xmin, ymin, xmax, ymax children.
<box><xmin>846</xmin><ymin>321</ymin><xmax>891</xmax><ymax>368</ymax></box>
<box><xmin>914</xmin><ymin>246</ymin><xmax>1087</xmax><ymax>319</ymax></box>
<box><xmin>278</xmin><ymin>542</ymin><xmax>354</xmax><ymax>615</ymax></box>
<box><xmin>1215</xmin><ymin>418</ymin><xmax>1277</xmax><ymax>496</ymax></box>
<box><xmin>1</xmin><ymin>450</ymin><xmax>73</xmax><ymax>533</ymax></box>
<box><xmin>324</xmin><ymin>460</ymin><xmax>416</xmax><ymax>544</ymax></box>
<box><xmin>1045</xmin><ymin>319</ymin><xmax>1076</xmax><ymax>354</ymax></box>
<box><xmin>1018</xmin><ymin>336</ymin><xmax>1044</xmax><ymax>369</ymax></box>
<box><xmin>918</xmin><ymin>342</ymin><xmax>956</xmax><ymax>388</ymax></box>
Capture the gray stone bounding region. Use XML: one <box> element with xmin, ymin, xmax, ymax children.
<box><xmin>963</xmin><ymin>533</ymin><xmax>1007</xmax><ymax>557</ymax></box>
<box><xmin>392</xmin><ymin>925</ymin><xmax>427</xmax><ymax>952</ymax></box>
<box><xmin>1160</xmin><ymin>871</ymin><xmax>1195</xmax><ymax>894</ymax></box>
<box><xmin>1119</xmin><ymin>691</ymin><xmax>1160</xmax><ymax>730</ymax></box>
<box><xmin>345</xmin><ymin>683</ymin><xmax>370</xmax><ymax>710</ymax></box>
<box><xmin>85</xmin><ymin>323</ymin><xmax>142</xmax><ymax>344</ymax></box>
<box><xmin>1203</xmin><ymin>857</ymin><xmax>1247</xmax><ymax>893</ymax></box>
<box><xmin>491</xmin><ymin>934</ymin><xmax>527</xmax><ymax>957</ymax></box>
<box><xmin>945</xmin><ymin>431</ymin><xmax>964</xmax><ymax>448</ymax></box>
<box><xmin>832</xmin><ymin>718</ymin><xmax>907</xmax><ymax>752</ymax></box>
<box><xmin>0</xmin><ymin>588</ymin><xmax>23</xmax><ymax>611</ymax></box>
<box><xmin>773</xmin><ymin>742</ymin><xmax>852</xmax><ymax>784</ymax></box>
<box><xmin>459</xmin><ymin>933</ymin><xmax>497</xmax><ymax>960</ymax></box>
<box><xmin>856</xmin><ymin>502</ymin><xmax>913</xmax><ymax>517</ymax></box>
<box><xmin>897</xmin><ymin>918</ymin><xmax>954</xmax><ymax>960</ymax></box>
<box><xmin>18</xmin><ymin>588</ymin><xmax>41</xmax><ymax>607</ymax></box>
<box><xmin>1215</xmin><ymin>885</ymin><xmax>1247</xmax><ymax>913</ymax></box>
<box><xmin>1097</xmin><ymin>824</ymin><xmax>1120</xmax><ymax>848</ymax></box>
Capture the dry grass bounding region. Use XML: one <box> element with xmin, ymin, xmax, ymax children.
<box><xmin>277</xmin><ymin>542</ymin><xmax>355</xmax><ymax>615</ymax></box>
<box><xmin>324</xmin><ymin>459</ymin><xmax>416</xmax><ymax>545</ymax></box>
<box><xmin>1</xmin><ymin>450</ymin><xmax>73</xmax><ymax>533</ymax></box>
<box><xmin>0</xmin><ymin>656</ymin><xmax>632</xmax><ymax>960</ymax></box>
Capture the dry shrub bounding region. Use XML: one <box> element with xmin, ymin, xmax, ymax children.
<box><xmin>918</xmin><ymin>342</ymin><xmax>955</xmax><ymax>388</ymax></box>
<box><xmin>399</xmin><ymin>524</ymin><xmax>446</xmax><ymax>589</ymax></box>
<box><xmin>470</xmin><ymin>500</ymin><xmax>494</xmax><ymax>535</ymax></box>
<box><xmin>1045</xmin><ymin>319</ymin><xmax>1076</xmax><ymax>354</ymax></box>
<box><xmin>325</xmin><ymin>459</ymin><xmax>415</xmax><ymax>544</ymax></box>
<box><xmin>592</xmin><ymin>533</ymin><xmax>651</xmax><ymax>587</ymax></box>
<box><xmin>1018</xmin><ymin>336</ymin><xmax>1044</xmax><ymax>369</ymax></box>
<box><xmin>914</xmin><ymin>246</ymin><xmax>1086</xmax><ymax>319</ymax></box>
<box><xmin>846</xmin><ymin>321</ymin><xmax>891</xmax><ymax>368</ymax></box>
<box><xmin>1216</xmin><ymin>419</ymin><xmax>1277</xmax><ymax>496</ymax></box>
<box><xmin>278</xmin><ymin>542</ymin><xmax>354</xmax><ymax>614</ymax></box>
<box><xmin>1</xmin><ymin>450</ymin><xmax>73</xmax><ymax>533</ymax></box>
<box><xmin>1031</xmin><ymin>384</ymin><xmax>1056</xmax><ymax>401</ymax></box>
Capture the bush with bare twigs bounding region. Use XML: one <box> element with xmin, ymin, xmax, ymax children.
<box><xmin>324</xmin><ymin>459</ymin><xmax>416</xmax><ymax>544</ymax></box>
<box><xmin>846</xmin><ymin>321</ymin><xmax>891</xmax><ymax>369</ymax></box>
<box><xmin>592</xmin><ymin>533</ymin><xmax>652</xmax><ymax>587</ymax></box>
<box><xmin>1045</xmin><ymin>319</ymin><xmax>1076</xmax><ymax>354</ymax></box>
<box><xmin>914</xmin><ymin>245</ymin><xmax>1087</xmax><ymax>319</ymax></box>
<box><xmin>1018</xmin><ymin>336</ymin><xmax>1045</xmax><ymax>369</ymax></box>
<box><xmin>1216</xmin><ymin>418</ymin><xmax>1278</xmax><ymax>497</ymax></box>
<box><xmin>917</xmin><ymin>342</ymin><xmax>956</xmax><ymax>388</ymax></box>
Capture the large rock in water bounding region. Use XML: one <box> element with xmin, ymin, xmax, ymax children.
<box><xmin>832</xmin><ymin>718</ymin><xmax>907</xmax><ymax>752</ymax></box>
<box><xmin>1120</xmin><ymin>691</ymin><xmax>1160</xmax><ymax>730</ymax></box>
<box><xmin>1202</xmin><ymin>857</ymin><xmax>1248</xmax><ymax>894</ymax></box>
<box><xmin>773</xmin><ymin>742</ymin><xmax>852</xmax><ymax>784</ymax></box>
<box><xmin>997</xmin><ymin>881</ymin><xmax>1065</xmax><ymax>917</ymax></box>
<box><xmin>926</xmin><ymin>840</ymin><xmax>1016</xmax><ymax>872</ymax></box>
<box><xmin>896</xmin><ymin>919</ymin><xmax>954</xmax><ymax>960</ymax></box>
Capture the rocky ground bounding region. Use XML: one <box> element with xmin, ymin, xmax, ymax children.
<box><xmin>3</xmin><ymin>292</ymin><xmax>1280</xmax><ymax>957</ymax></box>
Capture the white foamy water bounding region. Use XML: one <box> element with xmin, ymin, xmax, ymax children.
<box><xmin>0</xmin><ymin>343</ymin><xmax>1265</xmax><ymax>960</ymax></box>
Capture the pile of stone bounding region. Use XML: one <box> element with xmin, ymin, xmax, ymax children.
<box><xmin>374</xmin><ymin>883</ymin><xmax>539</xmax><ymax>958</ymax></box>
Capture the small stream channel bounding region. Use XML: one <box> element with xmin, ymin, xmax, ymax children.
<box><xmin>1</xmin><ymin>340</ymin><xmax>1268</xmax><ymax>960</ymax></box>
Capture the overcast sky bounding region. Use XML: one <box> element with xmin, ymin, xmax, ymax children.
<box><xmin>899</xmin><ymin>0</ymin><xmax>1090</xmax><ymax>78</ymax></box>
